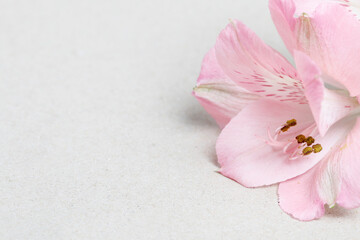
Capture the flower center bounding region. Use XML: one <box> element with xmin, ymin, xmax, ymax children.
<box><xmin>267</xmin><ymin>119</ymin><xmax>323</xmax><ymax>160</ymax></box>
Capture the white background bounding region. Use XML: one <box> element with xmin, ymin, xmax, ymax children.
<box><xmin>0</xmin><ymin>0</ymin><xmax>359</xmax><ymax>239</ymax></box>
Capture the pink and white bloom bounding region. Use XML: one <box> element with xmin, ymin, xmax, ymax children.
<box><xmin>194</xmin><ymin>0</ymin><xmax>360</xmax><ymax>220</ymax></box>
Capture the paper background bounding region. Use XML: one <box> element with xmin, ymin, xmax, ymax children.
<box><xmin>0</xmin><ymin>0</ymin><xmax>359</xmax><ymax>239</ymax></box>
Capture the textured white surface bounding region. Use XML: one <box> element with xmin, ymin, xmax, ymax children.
<box><xmin>0</xmin><ymin>0</ymin><xmax>360</xmax><ymax>239</ymax></box>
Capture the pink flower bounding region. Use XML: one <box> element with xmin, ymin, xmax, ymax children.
<box><xmin>194</xmin><ymin>0</ymin><xmax>360</xmax><ymax>220</ymax></box>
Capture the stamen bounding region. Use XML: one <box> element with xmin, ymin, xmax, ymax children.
<box><xmin>267</xmin><ymin>120</ymin><xmax>323</xmax><ymax>159</ymax></box>
<box><xmin>280</xmin><ymin>119</ymin><xmax>297</xmax><ymax>132</ymax></box>
<box><xmin>281</xmin><ymin>125</ymin><xmax>290</xmax><ymax>132</ymax></box>
<box><xmin>295</xmin><ymin>134</ymin><xmax>306</xmax><ymax>143</ymax></box>
<box><xmin>302</xmin><ymin>147</ymin><xmax>313</xmax><ymax>155</ymax></box>
<box><xmin>266</xmin><ymin>129</ymin><xmax>286</xmax><ymax>148</ymax></box>
<box><xmin>289</xmin><ymin>150</ymin><xmax>301</xmax><ymax>160</ymax></box>
<box><xmin>305</xmin><ymin>136</ymin><xmax>315</xmax><ymax>146</ymax></box>
<box><xmin>282</xmin><ymin>141</ymin><xmax>293</xmax><ymax>153</ymax></box>
<box><xmin>312</xmin><ymin>144</ymin><xmax>323</xmax><ymax>153</ymax></box>
<box><xmin>286</xmin><ymin>119</ymin><xmax>297</xmax><ymax>127</ymax></box>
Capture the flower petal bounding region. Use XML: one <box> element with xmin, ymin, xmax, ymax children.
<box><xmin>269</xmin><ymin>0</ymin><xmax>298</xmax><ymax>53</ymax></box>
<box><xmin>278</xmin><ymin>117</ymin><xmax>358</xmax><ymax>221</ymax></box>
<box><xmin>339</xmin><ymin>0</ymin><xmax>360</xmax><ymax>20</ymax></box>
<box><xmin>216</xmin><ymin>99</ymin><xmax>321</xmax><ymax>187</ymax></box>
<box><xmin>293</xmin><ymin>0</ymin><xmax>360</xmax><ymax>18</ymax></box>
<box><xmin>270</xmin><ymin>0</ymin><xmax>360</xmax><ymax>96</ymax></box>
<box><xmin>194</xmin><ymin>48</ymin><xmax>260</xmax><ymax>128</ymax></box>
<box><xmin>278</xmin><ymin>165</ymin><xmax>325</xmax><ymax>221</ymax></box>
<box><xmin>269</xmin><ymin>0</ymin><xmax>339</xmax><ymax>53</ymax></box>
<box><xmin>215</xmin><ymin>20</ymin><xmax>306</xmax><ymax>104</ymax></box>
<box><xmin>292</xmin><ymin>0</ymin><xmax>328</xmax><ymax>14</ymax></box>
<box><xmin>294</xmin><ymin>51</ymin><xmax>358</xmax><ymax>136</ymax></box>
<box><xmin>336</xmin><ymin>118</ymin><xmax>360</xmax><ymax>209</ymax></box>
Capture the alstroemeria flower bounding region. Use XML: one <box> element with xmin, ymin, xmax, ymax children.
<box><xmin>194</xmin><ymin>0</ymin><xmax>360</xmax><ymax>220</ymax></box>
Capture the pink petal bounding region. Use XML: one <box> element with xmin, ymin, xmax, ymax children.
<box><xmin>215</xmin><ymin>20</ymin><xmax>306</xmax><ymax>104</ymax></box>
<box><xmin>216</xmin><ymin>99</ymin><xmax>321</xmax><ymax>187</ymax></box>
<box><xmin>278</xmin><ymin>166</ymin><xmax>325</xmax><ymax>221</ymax></box>
<box><xmin>336</xmin><ymin>119</ymin><xmax>360</xmax><ymax>209</ymax></box>
<box><xmin>279</xmin><ymin>117</ymin><xmax>358</xmax><ymax>221</ymax></box>
<box><xmin>269</xmin><ymin>0</ymin><xmax>336</xmax><ymax>53</ymax></box>
<box><xmin>338</xmin><ymin>1</ymin><xmax>360</xmax><ymax>20</ymax></box>
<box><xmin>194</xmin><ymin>48</ymin><xmax>260</xmax><ymax>128</ymax></box>
<box><xmin>269</xmin><ymin>0</ymin><xmax>298</xmax><ymax>54</ymax></box>
<box><xmin>270</xmin><ymin>0</ymin><xmax>360</xmax><ymax>96</ymax></box>
<box><xmin>292</xmin><ymin>0</ymin><xmax>328</xmax><ymax>15</ymax></box>
<box><xmin>294</xmin><ymin>51</ymin><xmax>358</xmax><ymax>136</ymax></box>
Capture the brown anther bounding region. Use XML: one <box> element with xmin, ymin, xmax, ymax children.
<box><xmin>305</xmin><ymin>136</ymin><xmax>315</xmax><ymax>146</ymax></box>
<box><xmin>286</xmin><ymin>119</ymin><xmax>297</xmax><ymax>127</ymax></box>
<box><xmin>312</xmin><ymin>144</ymin><xmax>323</xmax><ymax>153</ymax></box>
<box><xmin>281</xmin><ymin>125</ymin><xmax>290</xmax><ymax>132</ymax></box>
<box><xmin>302</xmin><ymin>147</ymin><xmax>313</xmax><ymax>155</ymax></box>
<box><xmin>295</xmin><ymin>134</ymin><xmax>306</xmax><ymax>144</ymax></box>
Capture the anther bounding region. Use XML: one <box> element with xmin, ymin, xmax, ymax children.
<box><xmin>281</xmin><ymin>125</ymin><xmax>290</xmax><ymax>132</ymax></box>
<box><xmin>305</xmin><ymin>136</ymin><xmax>315</xmax><ymax>146</ymax></box>
<box><xmin>312</xmin><ymin>144</ymin><xmax>323</xmax><ymax>153</ymax></box>
<box><xmin>286</xmin><ymin>119</ymin><xmax>297</xmax><ymax>127</ymax></box>
<box><xmin>295</xmin><ymin>134</ymin><xmax>306</xmax><ymax>143</ymax></box>
<box><xmin>280</xmin><ymin>119</ymin><xmax>297</xmax><ymax>132</ymax></box>
<box><xmin>302</xmin><ymin>147</ymin><xmax>313</xmax><ymax>155</ymax></box>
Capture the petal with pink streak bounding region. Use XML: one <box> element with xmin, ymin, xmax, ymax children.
<box><xmin>294</xmin><ymin>51</ymin><xmax>358</xmax><ymax>136</ymax></box>
<box><xmin>337</xmin><ymin>1</ymin><xmax>360</xmax><ymax>20</ymax></box>
<box><xmin>270</xmin><ymin>0</ymin><xmax>360</xmax><ymax>96</ymax></box>
<box><xmin>217</xmin><ymin>99</ymin><xmax>320</xmax><ymax>187</ymax></box>
<box><xmin>194</xmin><ymin>48</ymin><xmax>259</xmax><ymax>128</ymax></box>
<box><xmin>279</xmin><ymin>117</ymin><xmax>358</xmax><ymax>221</ymax></box>
<box><xmin>215</xmin><ymin>20</ymin><xmax>306</xmax><ymax>105</ymax></box>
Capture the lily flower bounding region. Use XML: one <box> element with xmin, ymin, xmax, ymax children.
<box><xmin>194</xmin><ymin>0</ymin><xmax>360</xmax><ymax>220</ymax></box>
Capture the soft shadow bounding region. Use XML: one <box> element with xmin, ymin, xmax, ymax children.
<box><xmin>208</xmin><ymin>145</ymin><xmax>220</xmax><ymax>168</ymax></box>
<box><xmin>324</xmin><ymin>205</ymin><xmax>358</xmax><ymax>219</ymax></box>
<box><xmin>179</xmin><ymin>95</ymin><xmax>220</xmax><ymax>167</ymax></box>
<box><xmin>182</xmin><ymin>96</ymin><xmax>217</xmax><ymax>128</ymax></box>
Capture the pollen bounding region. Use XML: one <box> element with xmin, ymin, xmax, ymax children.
<box><xmin>312</xmin><ymin>144</ymin><xmax>323</xmax><ymax>153</ymax></box>
<box><xmin>286</xmin><ymin>119</ymin><xmax>297</xmax><ymax>127</ymax></box>
<box><xmin>305</xmin><ymin>136</ymin><xmax>315</xmax><ymax>146</ymax></box>
<box><xmin>281</xmin><ymin>125</ymin><xmax>290</xmax><ymax>132</ymax></box>
<box><xmin>280</xmin><ymin>119</ymin><xmax>297</xmax><ymax>132</ymax></box>
<box><xmin>302</xmin><ymin>147</ymin><xmax>313</xmax><ymax>155</ymax></box>
<box><xmin>295</xmin><ymin>134</ymin><xmax>306</xmax><ymax>143</ymax></box>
